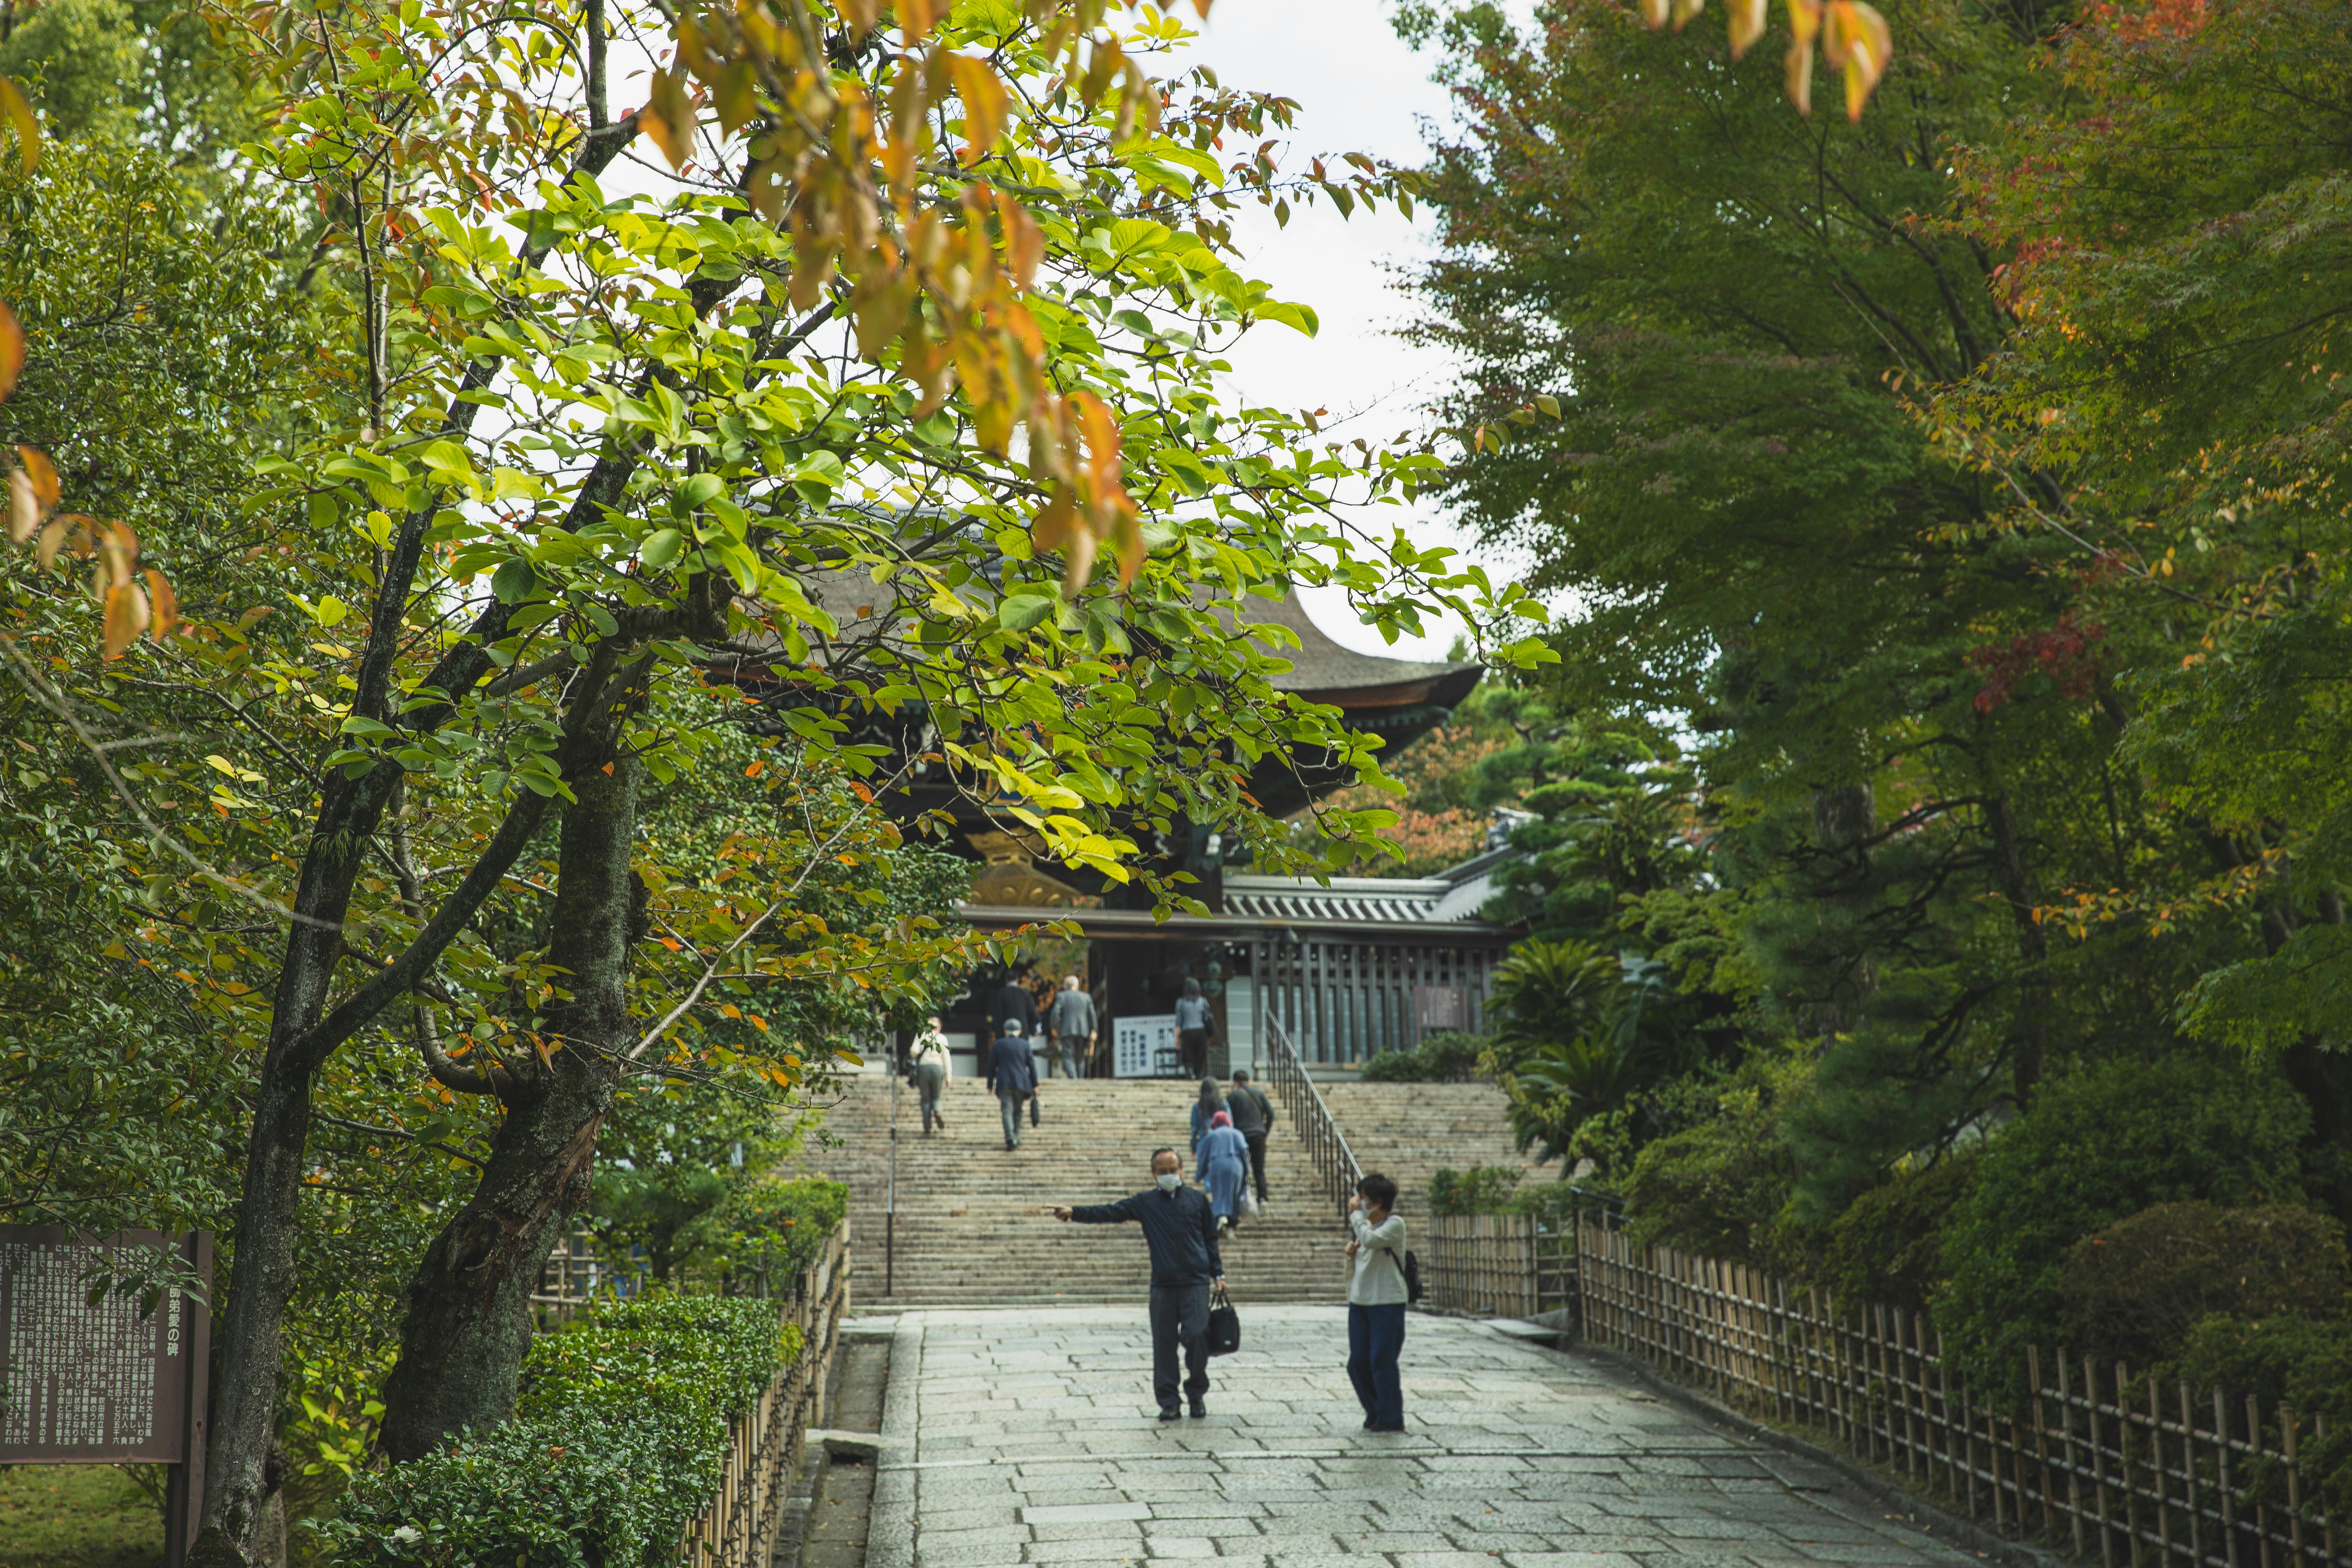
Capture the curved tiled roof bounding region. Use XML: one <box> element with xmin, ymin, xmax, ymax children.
<box><xmin>785</xmin><ymin>569</ymin><xmax>1478</xmax><ymax>705</ymax></box>
<box><xmin>1220</xmin><ymin>842</ymin><xmax>1517</xmax><ymax>931</ymax></box>
<box><xmin>1232</xmin><ymin>591</ymin><xmax>1470</xmax><ymax>699</ymax></box>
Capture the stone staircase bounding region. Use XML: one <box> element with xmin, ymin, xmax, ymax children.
<box><xmin>1317</xmin><ymin>1081</ymin><xmax>1558</xmax><ymax>1225</ymax></box>
<box><xmin>795</xmin><ymin>1075</ymin><xmax>1357</xmax><ymax>1308</ymax></box>
<box><xmin>795</xmin><ymin>1074</ymin><xmax>1554</xmax><ymax>1308</ymax></box>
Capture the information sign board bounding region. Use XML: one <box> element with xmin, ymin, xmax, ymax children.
<box><xmin>0</xmin><ymin>1226</ymin><xmax>211</xmax><ymax>1565</ymax></box>
<box><xmin>1112</xmin><ymin>1013</ymin><xmax>1177</xmax><ymax>1078</ymax></box>
<box><xmin>1412</xmin><ymin>984</ymin><xmax>1469</xmax><ymax>1035</ymax></box>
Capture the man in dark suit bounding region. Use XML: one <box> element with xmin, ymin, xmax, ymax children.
<box><xmin>984</xmin><ymin>969</ymin><xmax>1039</xmax><ymax>1108</ymax></box>
<box><xmin>986</xmin><ymin>1021</ymin><xmax>1038</xmax><ymax>1151</ymax></box>
<box><xmin>990</xmin><ymin>969</ymin><xmax>1039</xmax><ymax>1040</ymax></box>
<box><xmin>1053</xmin><ymin>1148</ymin><xmax>1227</xmax><ymax>1420</ymax></box>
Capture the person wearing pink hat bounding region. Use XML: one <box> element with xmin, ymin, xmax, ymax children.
<box><xmin>1197</xmin><ymin>1108</ymin><xmax>1250</xmax><ymax>1235</ymax></box>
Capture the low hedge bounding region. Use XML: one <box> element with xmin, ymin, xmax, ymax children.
<box><xmin>318</xmin><ymin>1295</ymin><xmax>799</xmax><ymax>1568</ymax></box>
<box><xmin>1359</xmin><ymin>1032</ymin><xmax>1490</xmax><ymax>1084</ymax></box>
<box><xmin>2058</xmin><ymin>1201</ymin><xmax>2347</xmax><ymax>1367</ymax></box>
<box><xmin>1936</xmin><ymin>1054</ymin><xmax>2309</xmax><ymax>1398</ymax></box>
<box><xmin>712</xmin><ymin>1176</ymin><xmax>850</xmax><ymax>1291</ymax></box>
<box><xmin>1430</xmin><ymin>1165</ymin><xmax>1525</xmax><ymax>1215</ymax></box>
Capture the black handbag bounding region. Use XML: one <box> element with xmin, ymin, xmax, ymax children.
<box><xmin>1205</xmin><ymin>1285</ymin><xmax>1240</xmax><ymax>1357</ymax></box>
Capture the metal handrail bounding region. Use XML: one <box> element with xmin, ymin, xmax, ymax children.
<box><xmin>1261</xmin><ymin>1013</ymin><xmax>1362</xmax><ymax>1218</ymax></box>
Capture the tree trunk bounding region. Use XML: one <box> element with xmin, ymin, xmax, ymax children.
<box><xmin>193</xmin><ymin>774</ymin><xmax>392</xmax><ymax>1564</ymax></box>
<box><xmin>1807</xmin><ymin>780</ymin><xmax>1878</xmax><ymax>1038</ymax></box>
<box><xmin>1984</xmin><ymin>794</ymin><xmax>2051</xmax><ymax>1105</ymax></box>
<box><xmin>2285</xmin><ymin>893</ymin><xmax>2352</xmax><ymax>1223</ymax></box>
<box><xmin>377</xmin><ymin>751</ymin><xmax>643</xmax><ymax>1459</ymax></box>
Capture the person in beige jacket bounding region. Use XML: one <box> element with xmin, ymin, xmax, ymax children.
<box><xmin>1345</xmin><ymin>1171</ymin><xmax>1408</xmax><ymax>1432</ymax></box>
<box><xmin>911</xmin><ymin>1016</ymin><xmax>951</xmax><ymax>1134</ymax></box>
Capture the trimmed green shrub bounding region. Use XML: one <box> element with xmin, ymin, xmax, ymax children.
<box><xmin>1430</xmin><ymin>1165</ymin><xmax>1524</xmax><ymax>1215</ymax></box>
<box><xmin>1816</xmin><ymin>1150</ymin><xmax>1978</xmax><ymax>1314</ymax></box>
<box><xmin>1359</xmin><ymin>1032</ymin><xmax>1490</xmax><ymax>1083</ymax></box>
<box><xmin>1620</xmin><ymin>1052</ymin><xmax>1806</xmax><ymax>1272</ymax></box>
<box><xmin>2173</xmin><ymin>1311</ymin><xmax>2352</xmax><ymax>1415</ymax></box>
<box><xmin>1936</xmin><ymin>1054</ymin><xmax>2309</xmax><ymax>1398</ymax></box>
<box><xmin>711</xmin><ymin>1176</ymin><xmax>851</xmax><ymax>1292</ymax></box>
<box><xmin>315</xmin><ymin>1412</ymin><xmax>696</xmax><ymax>1568</ymax></box>
<box><xmin>319</xmin><ymin>1296</ymin><xmax>797</xmax><ymax>1567</ymax></box>
<box><xmin>2058</xmin><ymin>1202</ymin><xmax>2347</xmax><ymax>1367</ymax></box>
<box><xmin>520</xmin><ymin>1295</ymin><xmax>793</xmax><ymax>1436</ymax></box>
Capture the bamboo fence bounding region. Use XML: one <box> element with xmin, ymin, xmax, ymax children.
<box><xmin>1575</xmin><ymin>1214</ymin><xmax>2339</xmax><ymax>1568</ymax></box>
<box><xmin>1422</xmin><ymin>1213</ymin><xmax>1575</xmax><ymax>1322</ymax></box>
<box><xmin>678</xmin><ymin>1217</ymin><xmax>850</xmax><ymax>1568</ymax></box>
<box><xmin>529</xmin><ymin>1217</ymin><xmax>849</xmax><ymax>1567</ymax></box>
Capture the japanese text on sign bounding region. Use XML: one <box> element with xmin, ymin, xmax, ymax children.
<box><xmin>0</xmin><ymin>1228</ymin><xmax>192</xmax><ymax>1462</ymax></box>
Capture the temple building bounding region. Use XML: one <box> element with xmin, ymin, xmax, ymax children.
<box><xmin>723</xmin><ymin>571</ymin><xmax>1523</xmax><ymax>1076</ymax></box>
<box><xmin>928</xmin><ymin>593</ymin><xmax>1522</xmax><ymax>1078</ymax></box>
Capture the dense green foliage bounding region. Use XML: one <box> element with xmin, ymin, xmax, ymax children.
<box><xmin>707</xmin><ymin>1177</ymin><xmax>853</xmax><ymax>1297</ymax></box>
<box><xmin>2056</xmin><ymin>1202</ymin><xmax>2347</xmax><ymax>1369</ymax></box>
<box><xmin>1405</xmin><ymin>0</ymin><xmax>2352</xmax><ymax>1424</ymax></box>
<box><xmin>320</xmin><ymin>1295</ymin><xmax>796</xmax><ymax>1567</ymax></box>
<box><xmin>1814</xmin><ymin>1151</ymin><xmax>1978</xmax><ymax>1315</ymax></box>
<box><xmin>1935</xmin><ymin>1056</ymin><xmax>2308</xmax><ymax>1390</ymax></box>
<box><xmin>1620</xmin><ymin>1053</ymin><xmax>1806</xmax><ymax>1269</ymax></box>
<box><xmin>1427</xmin><ymin>1165</ymin><xmax>1525</xmax><ymax>1215</ymax></box>
<box><xmin>1357</xmin><ymin>1030</ymin><xmax>1488</xmax><ymax>1083</ymax></box>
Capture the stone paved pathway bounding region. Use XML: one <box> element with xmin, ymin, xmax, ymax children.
<box><xmin>863</xmin><ymin>1307</ymin><xmax>1984</xmax><ymax>1568</ymax></box>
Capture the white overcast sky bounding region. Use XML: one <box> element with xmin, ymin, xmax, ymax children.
<box><xmin>1169</xmin><ymin>0</ymin><xmax>1495</xmax><ymax>663</ymax></box>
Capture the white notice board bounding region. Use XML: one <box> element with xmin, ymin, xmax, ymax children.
<box><xmin>1112</xmin><ymin>1013</ymin><xmax>1177</xmax><ymax>1078</ymax></box>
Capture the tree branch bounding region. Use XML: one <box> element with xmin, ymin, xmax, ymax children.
<box><xmin>296</xmin><ymin>789</ymin><xmax>555</xmax><ymax>1067</ymax></box>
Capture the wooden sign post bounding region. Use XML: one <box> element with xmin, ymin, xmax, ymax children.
<box><xmin>0</xmin><ymin>1226</ymin><xmax>214</xmax><ymax>1567</ymax></box>
<box><xmin>1412</xmin><ymin>983</ymin><xmax>1469</xmax><ymax>1037</ymax></box>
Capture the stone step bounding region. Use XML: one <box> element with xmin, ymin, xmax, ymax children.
<box><xmin>794</xmin><ymin>1073</ymin><xmax>1542</xmax><ymax>1307</ymax></box>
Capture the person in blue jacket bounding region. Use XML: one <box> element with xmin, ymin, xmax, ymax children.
<box><xmin>1197</xmin><ymin>1109</ymin><xmax>1250</xmax><ymax>1234</ymax></box>
<box><xmin>1188</xmin><ymin>1076</ymin><xmax>1224</xmax><ymax>1152</ymax></box>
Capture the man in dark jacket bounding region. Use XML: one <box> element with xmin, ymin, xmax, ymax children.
<box><xmin>989</xmin><ymin>972</ymin><xmax>1042</xmax><ymax>1121</ymax></box>
<box><xmin>990</xmin><ymin>971</ymin><xmax>1039</xmax><ymax>1041</ymax></box>
<box><xmin>1225</xmin><ymin>1069</ymin><xmax>1276</xmax><ymax>1207</ymax></box>
<box><xmin>986</xmin><ymin>1022</ymin><xmax>1038</xmax><ymax>1151</ymax></box>
<box><xmin>1054</xmin><ymin>1148</ymin><xmax>1226</xmax><ymax>1420</ymax></box>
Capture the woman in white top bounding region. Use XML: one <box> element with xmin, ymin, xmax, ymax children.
<box><xmin>911</xmin><ymin>1016</ymin><xmax>951</xmax><ymax>1134</ymax></box>
<box><xmin>1345</xmin><ymin>1171</ymin><xmax>1408</xmax><ymax>1433</ymax></box>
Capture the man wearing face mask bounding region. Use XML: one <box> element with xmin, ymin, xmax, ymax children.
<box><xmin>1053</xmin><ymin>1148</ymin><xmax>1226</xmax><ymax>1421</ymax></box>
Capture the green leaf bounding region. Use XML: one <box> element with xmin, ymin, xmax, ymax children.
<box><xmin>492</xmin><ymin>560</ymin><xmax>538</xmax><ymax>604</ymax></box>
<box><xmin>641</xmin><ymin>528</ymin><xmax>686</xmax><ymax>569</ymax></box>
<box><xmin>998</xmin><ymin>592</ymin><xmax>1058</xmax><ymax>632</ymax></box>
<box><xmin>1256</xmin><ymin>300</ymin><xmax>1318</xmax><ymax>338</ymax></box>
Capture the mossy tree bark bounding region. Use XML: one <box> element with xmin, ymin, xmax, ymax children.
<box><xmin>377</xmin><ymin>639</ymin><xmax>675</xmax><ymax>1459</ymax></box>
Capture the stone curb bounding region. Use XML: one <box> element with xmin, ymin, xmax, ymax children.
<box><xmin>1548</xmin><ymin>1335</ymin><xmax>2071</xmax><ymax>1568</ymax></box>
<box><xmin>867</xmin><ymin>1312</ymin><xmax>924</xmax><ymax>1568</ymax></box>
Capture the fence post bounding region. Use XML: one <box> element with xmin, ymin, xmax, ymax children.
<box><xmin>2098</xmin><ymin>1363</ymin><xmax>2135</xmax><ymax>1568</ymax></box>
<box><xmin>2251</xmin><ymin>1394</ymin><xmax>2275</xmax><ymax>1568</ymax></box>
<box><xmin>2219</xmin><ymin>1385</ymin><xmax>2242</xmax><ymax>1568</ymax></box>
<box><xmin>2150</xmin><ymin>1373</ymin><xmax>2171</xmax><ymax>1568</ymax></box>
<box><xmin>1941</xmin><ymin>1328</ymin><xmax>1964</xmax><ymax>1509</ymax></box>
<box><xmin>2182</xmin><ymin>1381</ymin><xmax>2205</xmax><ymax>1568</ymax></box>
<box><xmin>1771</xmin><ymin>1276</ymin><xmax>1793</xmax><ymax>1426</ymax></box>
<box><xmin>2286</xmin><ymin>1408</ymin><xmax>2305</xmax><ymax>1568</ymax></box>
<box><xmin>2316</xmin><ymin>1412</ymin><xmax>2336</xmax><ymax>1568</ymax></box>
<box><xmin>2029</xmin><ymin>1346</ymin><xmax>2055</xmax><ymax>1537</ymax></box>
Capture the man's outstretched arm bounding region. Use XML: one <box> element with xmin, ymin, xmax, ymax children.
<box><xmin>1054</xmin><ymin>1197</ymin><xmax>1136</xmax><ymax>1224</ymax></box>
